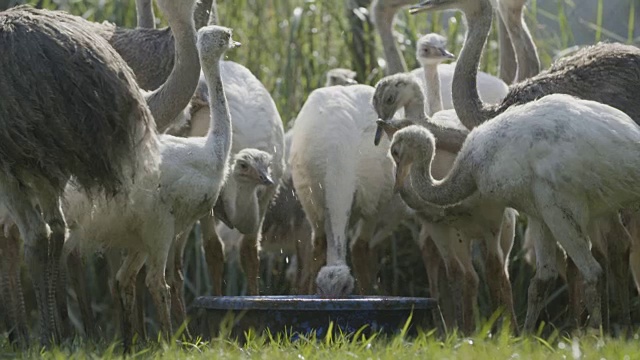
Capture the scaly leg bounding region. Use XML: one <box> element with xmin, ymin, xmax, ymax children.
<box><xmin>418</xmin><ymin>225</ymin><xmax>451</xmax><ymax>333</ymax></box>
<box><xmin>589</xmin><ymin>221</ymin><xmax>610</xmax><ymax>332</ymax></box>
<box><xmin>452</xmin><ymin>230</ymin><xmax>477</xmax><ymax>335</ymax></box>
<box><xmin>240</xmin><ymin>184</ymin><xmax>278</xmax><ymax>295</ymax></box>
<box><xmin>2</xmin><ymin>179</ymin><xmax>58</xmax><ymax>345</ymax></box>
<box><xmin>66</xmin><ymin>249</ymin><xmax>98</xmax><ymax>339</ymax></box>
<box><xmin>523</xmin><ymin>218</ymin><xmax>559</xmax><ymax>333</ymax></box>
<box><xmin>425</xmin><ymin>223</ymin><xmax>465</xmax><ymax>333</ymax></box>
<box><xmin>293</xmin><ymin>220</ymin><xmax>313</xmax><ymax>294</ymax></box>
<box><xmin>605</xmin><ymin>213</ymin><xmax>631</xmax><ymax>330</ymax></box>
<box><xmin>200</xmin><ymin>214</ymin><xmax>225</xmax><ymax>296</ymax></box>
<box><xmin>0</xmin><ymin>224</ymin><xmax>29</xmax><ymax>345</ymax></box>
<box><xmin>40</xmin><ymin>195</ymin><xmax>68</xmax><ymax>342</ymax></box>
<box><xmin>565</xmin><ymin>256</ymin><xmax>585</xmax><ymax>328</ymax></box>
<box><xmin>167</xmin><ymin>229</ymin><xmax>191</xmax><ymax>336</ymax></box>
<box><xmin>482</xmin><ymin>218</ymin><xmax>518</xmax><ymax>333</ymax></box>
<box><xmin>116</xmin><ymin>251</ymin><xmax>147</xmax><ymax>352</ymax></box>
<box><xmin>145</xmin><ymin>251</ymin><xmax>173</xmax><ymax>343</ymax></box>
<box><xmin>536</xmin><ymin>187</ymin><xmax>603</xmax><ymax>330</ymax></box>
<box><xmin>307</xmin><ymin>226</ymin><xmax>327</xmax><ymax>294</ymax></box>
<box><xmin>350</xmin><ymin>219</ymin><xmax>376</xmax><ymax>294</ymax></box>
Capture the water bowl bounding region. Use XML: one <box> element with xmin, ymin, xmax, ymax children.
<box><xmin>190</xmin><ymin>295</ymin><xmax>440</xmax><ymax>341</ymax></box>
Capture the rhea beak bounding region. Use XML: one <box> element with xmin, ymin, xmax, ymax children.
<box><xmin>344</xmin><ymin>78</ymin><xmax>358</xmax><ymax>85</ymax></box>
<box><xmin>258</xmin><ymin>170</ymin><xmax>274</xmax><ymax>186</ymax></box>
<box><xmin>394</xmin><ymin>157</ymin><xmax>411</xmax><ymax>193</ymax></box>
<box><xmin>441</xmin><ymin>48</ymin><xmax>455</xmax><ymax>59</ymax></box>
<box><xmin>409</xmin><ymin>0</ymin><xmax>448</xmax><ymax>14</ymax></box>
<box><xmin>229</xmin><ymin>41</ymin><xmax>242</xmax><ymax>49</ymax></box>
<box><xmin>374</xmin><ymin>123</ymin><xmax>384</xmax><ymax>146</ymax></box>
<box><xmin>375</xmin><ymin>119</ymin><xmax>400</xmax><ymax>145</ymax></box>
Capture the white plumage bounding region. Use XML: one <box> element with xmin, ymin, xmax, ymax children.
<box><xmin>392</xmin><ymin>93</ymin><xmax>640</xmax><ymax>332</ymax></box>
<box><xmin>410</xmin><ymin>63</ymin><xmax>508</xmax><ymax>108</ymax></box>
<box><xmin>291</xmin><ymin>84</ymin><xmax>397</xmax><ymax>296</ymax></box>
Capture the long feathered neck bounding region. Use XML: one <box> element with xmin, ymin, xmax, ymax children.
<box><xmin>409</xmin><ymin>137</ymin><xmax>477</xmax><ymax>206</ymax></box>
<box><xmin>400</xmin><ymin>81</ymin><xmax>469</xmax><ymax>153</ymax></box>
<box><xmin>497</xmin><ymin>13</ymin><xmax>516</xmax><ymax>83</ymax></box>
<box><xmin>452</xmin><ymin>1</ymin><xmax>498</xmax><ymax>129</ymax></box>
<box><xmin>145</xmin><ymin>11</ymin><xmax>200</xmax><ymax>132</ymax></box>
<box><xmin>501</xmin><ymin>3</ymin><xmax>540</xmax><ymax>81</ymax></box>
<box><xmin>423</xmin><ymin>63</ymin><xmax>442</xmax><ymax>116</ymax></box>
<box><xmin>404</xmin><ymin>82</ymin><xmax>428</xmax><ymax>121</ymax></box>
<box><xmin>136</xmin><ymin>0</ymin><xmax>155</xmax><ymax>28</ymax></box>
<box><xmin>203</xmin><ymin>59</ymin><xmax>232</xmax><ymax>167</ymax></box>
<box><xmin>372</xmin><ymin>1</ymin><xmax>408</xmax><ymax>75</ymax></box>
<box><xmin>221</xmin><ymin>177</ymin><xmax>260</xmax><ymax>233</ymax></box>
<box><xmin>208</xmin><ymin>0</ymin><xmax>219</xmax><ymax>26</ymax></box>
<box><xmin>194</xmin><ymin>0</ymin><xmax>215</xmax><ymax>29</ymax></box>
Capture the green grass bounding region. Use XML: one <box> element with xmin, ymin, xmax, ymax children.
<box><xmin>4</xmin><ymin>328</ymin><xmax>640</xmax><ymax>359</ymax></box>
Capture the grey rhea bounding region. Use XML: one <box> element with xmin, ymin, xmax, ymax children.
<box><xmin>0</xmin><ymin>5</ymin><xmax>158</xmax><ymax>345</ymax></box>
<box><xmin>410</xmin><ymin>0</ymin><xmax>640</xmax><ymax>132</ymax></box>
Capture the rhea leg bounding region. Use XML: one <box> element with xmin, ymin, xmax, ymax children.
<box><xmin>66</xmin><ymin>249</ymin><xmax>98</xmax><ymax>338</ymax></box>
<box><xmin>589</xmin><ymin>220</ymin><xmax>610</xmax><ymax>332</ymax></box>
<box><xmin>166</xmin><ymin>229</ymin><xmax>191</xmax><ymax>334</ymax></box>
<box><xmin>200</xmin><ymin>214</ymin><xmax>225</xmax><ymax>296</ymax></box>
<box><xmin>115</xmin><ymin>251</ymin><xmax>147</xmax><ymax>352</ymax></box>
<box><xmin>0</xmin><ymin>224</ymin><xmax>29</xmax><ymax>345</ymax></box>
<box><xmin>417</xmin><ymin>223</ymin><xmax>452</xmax><ymax>331</ymax></box>
<box><xmin>350</xmin><ymin>218</ymin><xmax>376</xmax><ymax>294</ymax></box>
<box><xmin>2</xmin><ymin>180</ymin><xmax>60</xmax><ymax>345</ymax></box>
<box><xmin>625</xmin><ymin>209</ymin><xmax>640</xmax><ymax>324</ymax></box>
<box><xmin>565</xmin><ymin>256</ymin><xmax>585</xmax><ymax>328</ymax></box>
<box><xmin>536</xmin><ymin>190</ymin><xmax>603</xmax><ymax>330</ymax></box>
<box><xmin>450</xmin><ymin>229</ymin><xmax>478</xmax><ymax>335</ymax></box>
<box><xmin>292</xmin><ymin>220</ymin><xmax>313</xmax><ymax>294</ymax></box>
<box><xmin>603</xmin><ymin>213</ymin><xmax>632</xmax><ymax>330</ymax></box>
<box><xmin>424</xmin><ymin>223</ymin><xmax>466</xmax><ymax>332</ymax></box>
<box><xmin>240</xmin><ymin>184</ymin><xmax>278</xmax><ymax>295</ymax></box>
<box><xmin>523</xmin><ymin>217</ymin><xmax>559</xmax><ymax>333</ymax></box>
<box><xmin>482</xmin><ymin>211</ymin><xmax>518</xmax><ymax>332</ymax></box>
<box><xmin>307</xmin><ymin>225</ymin><xmax>327</xmax><ymax>294</ymax></box>
<box><xmin>37</xmin><ymin>195</ymin><xmax>69</xmax><ymax>341</ymax></box>
<box><xmin>145</xmin><ymin>249</ymin><xmax>173</xmax><ymax>342</ymax></box>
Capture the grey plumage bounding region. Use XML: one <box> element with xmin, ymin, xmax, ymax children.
<box><xmin>105</xmin><ymin>26</ymin><xmax>175</xmax><ymax>91</ymax></box>
<box><xmin>0</xmin><ymin>5</ymin><xmax>157</xmax><ymax>345</ymax></box>
<box><xmin>0</xmin><ymin>6</ymin><xmax>155</xmax><ymax>197</ymax></box>
<box><xmin>491</xmin><ymin>42</ymin><xmax>640</xmax><ymax>124</ymax></box>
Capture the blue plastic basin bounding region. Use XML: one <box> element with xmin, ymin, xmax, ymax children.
<box><xmin>190</xmin><ymin>295</ymin><xmax>439</xmax><ymax>341</ymax></box>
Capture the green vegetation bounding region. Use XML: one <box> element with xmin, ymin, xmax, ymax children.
<box><xmin>3</xmin><ymin>327</ymin><xmax>640</xmax><ymax>359</ymax></box>
<box><xmin>13</xmin><ymin>0</ymin><xmax>638</xmax><ymax>126</ymax></box>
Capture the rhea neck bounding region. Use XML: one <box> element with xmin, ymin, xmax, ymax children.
<box><xmin>452</xmin><ymin>0</ymin><xmax>497</xmax><ymax>129</ymax></box>
<box><xmin>194</xmin><ymin>0</ymin><xmax>218</xmax><ymax>29</ymax></box>
<box><xmin>136</xmin><ymin>0</ymin><xmax>155</xmax><ymax>28</ymax></box>
<box><xmin>408</xmin><ymin>137</ymin><xmax>477</xmax><ymax>206</ymax></box>
<box><xmin>372</xmin><ymin>1</ymin><xmax>408</xmax><ymax>75</ymax></box>
<box><xmin>497</xmin><ymin>13</ymin><xmax>516</xmax><ymax>83</ymax></box>
<box><xmin>397</xmin><ymin>79</ymin><xmax>469</xmax><ymax>154</ymax></box>
<box><xmin>202</xmin><ymin>56</ymin><xmax>232</xmax><ymax>164</ymax></box>
<box><xmin>220</xmin><ymin>175</ymin><xmax>260</xmax><ymax>232</ymax></box>
<box><xmin>145</xmin><ymin>10</ymin><xmax>199</xmax><ymax>132</ymax></box>
<box><xmin>421</xmin><ymin>61</ymin><xmax>443</xmax><ymax>116</ymax></box>
<box><xmin>403</xmin><ymin>81</ymin><xmax>428</xmax><ymax>121</ymax></box>
<box><xmin>499</xmin><ymin>2</ymin><xmax>540</xmax><ymax>81</ymax></box>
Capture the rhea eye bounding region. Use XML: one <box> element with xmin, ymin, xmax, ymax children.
<box><xmin>391</xmin><ymin>148</ymin><xmax>399</xmax><ymax>158</ymax></box>
<box><xmin>239</xmin><ymin>162</ymin><xmax>248</xmax><ymax>170</ymax></box>
<box><xmin>386</xmin><ymin>96</ymin><xmax>394</xmax><ymax>105</ymax></box>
